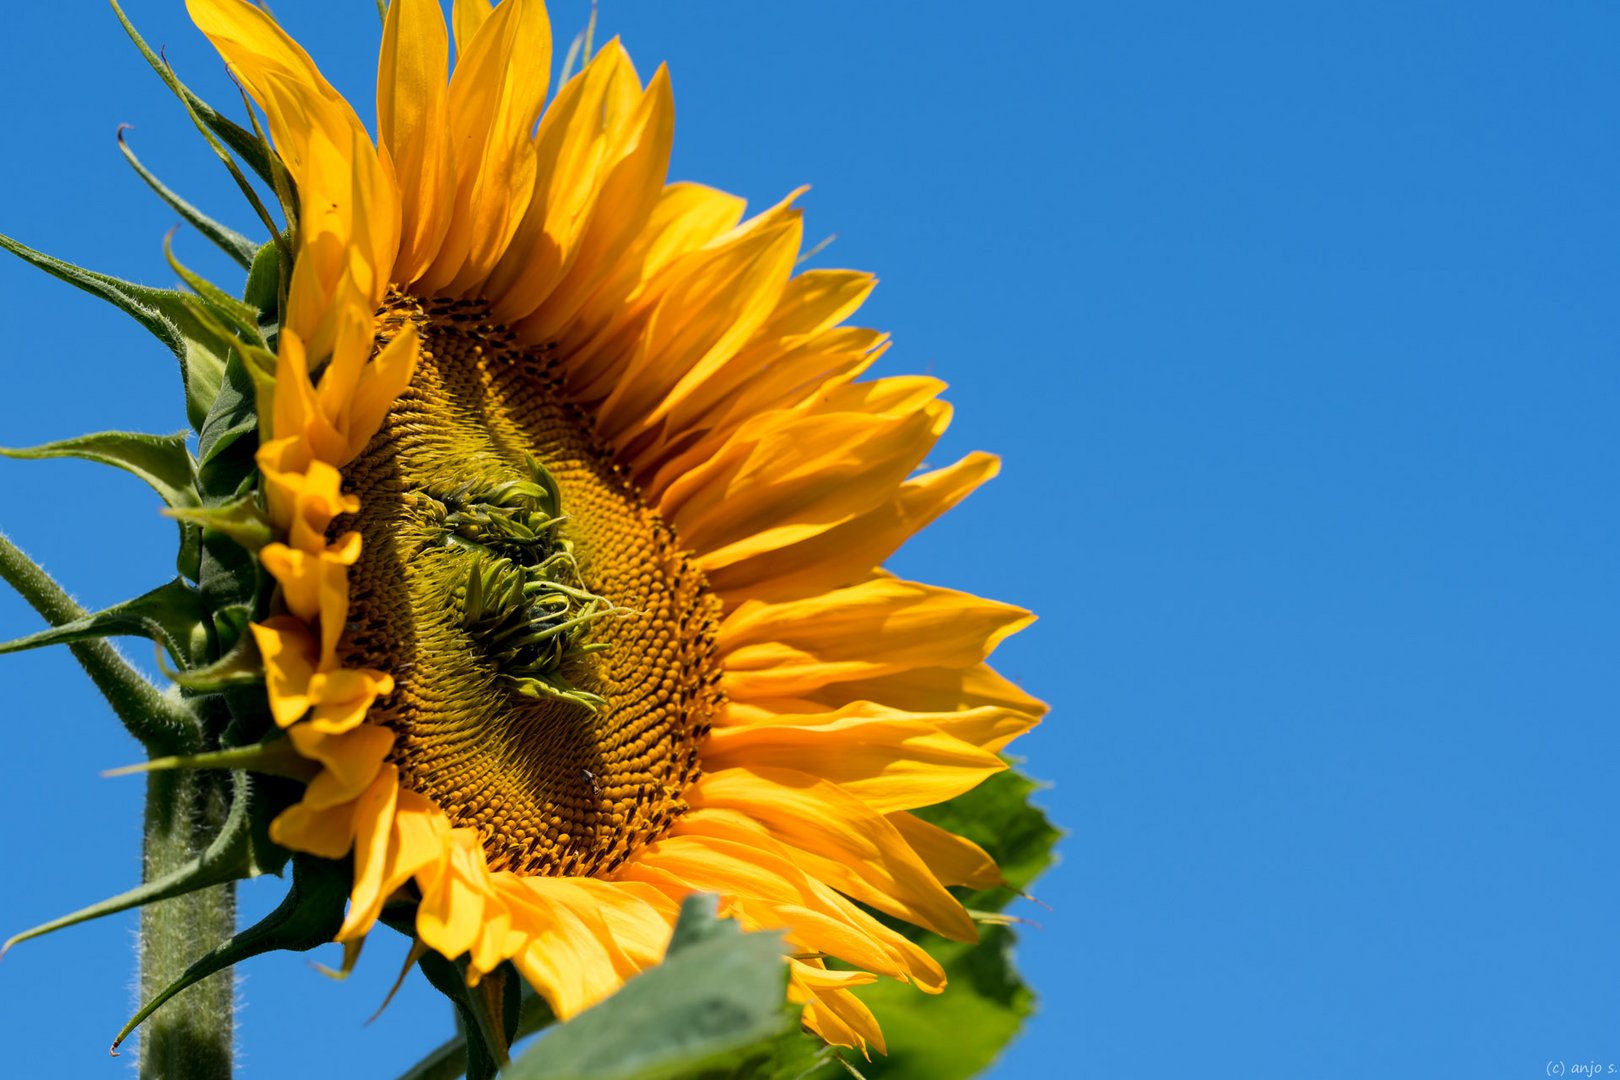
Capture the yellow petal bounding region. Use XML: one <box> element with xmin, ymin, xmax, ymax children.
<box><xmin>719</xmin><ymin>576</ymin><xmax>1035</xmax><ymax>701</ymax></box>
<box><xmin>637</xmin><ymin>327</ymin><xmax>889</xmax><ymax>498</ymax></box>
<box><xmin>270</xmin><ymin>329</ymin><xmax>346</xmax><ymax>464</ymax></box>
<box><xmin>268</xmin><ymin>799</ymin><xmax>355</xmax><ymax>859</ymax></box>
<box><xmin>379</xmin><ymin>0</ymin><xmax>454</xmax><ymax>283</ymax></box>
<box><xmin>259</xmin><ymin>531</ymin><xmax>361</xmax><ymax>667</ymax></box>
<box><xmin>706</xmin><ymin>451</ymin><xmax>1000</xmax><ymax>606</ymax></box>
<box><xmin>789</xmin><ymin>958</ymin><xmax>878</xmax><ymax>992</ymax></box>
<box><xmin>450</xmin><ymin>0</ymin><xmax>492</xmax><ymax>57</ymax></box>
<box><xmin>188</xmin><ymin>0</ymin><xmax>397</xmax><ymax>354</ymax></box>
<box><xmin>701</xmin><ymin>703</ymin><xmax>1008</xmax><ymax>813</ymax></box>
<box><xmin>249</xmin><ymin>616</ymin><xmax>317</xmax><ymax>727</ymax></box>
<box><xmin>649</xmin><ymin>269</ymin><xmax>878</xmax><ymax>448</ymax></box>
<box><xmin>931</xmin><ymin>705</ymin><xmax>1040</xmax><ymax>756</ymax></box>
<box><xmin>667</xmin><ymin>387</ymin><xmax>949</xmax><ymax>567</ymax></box>
<box><xmin>254</xmin><ymin>436</ymin><xmax>313</xmax><ymax>535</ymax></box>
<box><xmin>340</xmin><ymin>788</ymin><xmax>450</xmax><ymax>942</ymax></box>
<box><xmin>628</xmin><ymin>821</ymin><xmax>944</xmax><ymax>992</ymax></box>
<box><xmin>310</xmin><ymin>302</ymin><xmax>382</xmax><ymax>455</ymax></box>
<box><xmin>254</xmin><ymin>452</ymin><xmax>359</xmax><ymax>554</ymax></box>
<box><xmin>659</xmin><ymin>374</ymin><xmax>942</xmax><ymax>519</ymax></box>
<box><xmin>484</xmin><ymin>41</ymin><xmax>639</xmax><ymax>321</ymax></box>
<box><xmin>340</xmin><ymin>321</ymin><xmax>421</xmax><ymax>461</ymax></box>
<box><xmin>420</xmin><ymin>0</ymin><xmax>552</xmax><ymax>295</ymax></box>
<box><xmin>270</xmin><ymin>726</ymin><xmax>396</xmax><ymax>858</ymax></box>
<box><xmin>185</xmin><ymin>0</ymin><xmax>357</xmax><ymax>127</ymax></box>
<box><xmin>795</xmin><ymin>972</ymin><xmax>886</xmax><ymax>1056</ymax></box>
<box><xmin>887</xmin><ymin>811</ymin><xmax>1002</xmax><ymax>890</ymax></box>
<box><xmin>689</xmin><ymin>813</ymin><xmax>948</xmax><ymax>994</ymax></box>
<box><xmin>272</xmin><ymin>120</ymin><xmax>394</xmax><ymax>360</ymax></box>
<box><xmin>691</xmin><ymin>767</ymin><xmax>976</xmax><ymax>941</ymax></box>
<box><xmin>592</xmin><ymin>210</ymin><xmax>803</xmax><ymax>444</ymax></box>
<box><xmin>416</xmin><ymin>827</ymin><xmax>490</xmax><ymax>962</ymax></box>
<box><xmin>502</xmin><ymin>877</ymin><xmax>674</xmax><ymax>1019</ymax></box>
<box><xmin>511</xmin><ymin>66</ymin><xmax>677</xmax><ymax>345</ymax></box>
<box><xmin>305</xmin><ymin>666</ymin><xmax>395</xmax><ymax>734</ymax></box>
<box><xmin>802</xmin><ymin>660</ymin><xmax>1050</xmax><ymax>722</ymax></box>
<box><xmin>289</xmin><ymin>722</ymin><xmax>396</xmax><ymax>806</ymax></box>
<box><xmin>337</xmin><ymin>761</ymin><xmax>399</xmax><ymax>934</ymax></box>
<box><xmin>532</xmin><ymin>181</ymin><xmax>745</xmax><ymax>378</ymax></box>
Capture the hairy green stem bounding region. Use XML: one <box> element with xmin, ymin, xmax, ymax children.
<box><xmin>0</xmin><ymin>532</ymin><xmax>199</xmax><ymax>753</ymax></box>
<box><xmin>0</xmin><ymin>533</ymin><xmax>233</xmax><ymax>1070</ymax></box>
<box><xmin>139</xmin><ymin>768</ymin><xmax>236</xmax><ymax>1080</ymax></box>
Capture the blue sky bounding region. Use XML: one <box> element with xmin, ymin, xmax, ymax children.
<box><xmin>1</xmin><ymin>1</ymin><xmax>1617</xmax><ymax>1077</ymax></box>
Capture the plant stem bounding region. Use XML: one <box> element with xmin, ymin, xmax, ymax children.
<box><xmin>139</xmin><ymin>766</ymin><xmax>236</xmax><ymax>1080</ymax></box>
<box><xmin>0</xmin><ymin>531</ymin><xmax>199</xmax><ymax>753</ymax></box>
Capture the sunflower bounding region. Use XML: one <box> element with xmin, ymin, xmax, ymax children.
<box><xmin>5</xmin><ymin>0</ymin><xmax>1044</xmax><ymax>1061</ymax></box>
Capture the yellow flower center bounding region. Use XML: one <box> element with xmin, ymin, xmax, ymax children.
<box><xmin>341</xmin><ymin>295</ymin><xmax>723</xmax><ymax>878</ymax></box>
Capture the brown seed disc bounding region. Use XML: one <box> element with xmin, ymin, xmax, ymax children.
<box><xmin>339</xmin><ymin>293</ymin><xmax>723</xmax><ymax>878</ymax></box>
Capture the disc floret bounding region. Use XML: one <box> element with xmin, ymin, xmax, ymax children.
<box><xmin>418</xmin><ymin>455</ymin><xmax>622</xmax><ymax>711</ymax></box>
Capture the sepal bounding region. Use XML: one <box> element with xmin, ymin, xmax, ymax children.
<box><xmin>0</xmin><ymin>233</ymin><xmax>229</xmax><ymax>431</ymax></box>
<box><xmin>0</xmin><ymin>577</ymin><xmax>210</xmax><ymax>670</ymax></box>
<box><xmin>109</xmin><ymin>853</ymin><xmax>350</xmax><ymax>1056</ymax></box>
<box><xmin>197</xmin><ymin>349</ymin><xmax>265</xmax><ymax>486</ymax></box>
<box><xmin>242</xmin><ymin>237</ymin><xmax>285</xmax><ymax>335</ymax></box>
<box><xmin>413</xmin><ymin>952</ymin><xmax>518</xmax><ymax>1080</ymax></box>
<box><xmin>168</xmin><ymin>631</ymin><xmax>264</xmax><ymax>692</ymax></box>
<box><xmin>0</xmin><ymin>430</ymin><xmax>199</xmax><ymax>511</ymax></box>
<box><xmin>0</xmin><ymin>427</ymin><xmax>208</xmax><ymax>580</ymax></box>
<box><xmin>1</xmin><ymin>769</ymin><xmax>262</xmax><ymax>957</ymax></box>
<box><xmin>392</xmin><ymin>977</ymin><xmax>557</xmax><ymax>1080</ymax></box>
<box><xmin>166</xmin><ymin>495</ymin><xmax>273</xmax><ymax>554</ymax></box>
<box><xmin>165</xmin><ymin>231</ymin><xmax>268</xmax><ymax>344</ymax></box>
<box><xmin>109</xmin><ymin>0</ymin><xmax>278</xmax><ymax>187</ymax></box>
<box><xmin>104</xmin><ymin>737</ymin><xmax>317</xmax><ymax>782</ymax></box>
<box><xmin>118</xmin><ymin>126</ymin><xmax>258</xmax><ymax>270</ymax></box>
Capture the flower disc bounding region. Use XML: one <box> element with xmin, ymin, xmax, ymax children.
<box><xmin>345</xmin><ymin>296</ymin><xmax>722</xmax><ymax>879</ymax></box>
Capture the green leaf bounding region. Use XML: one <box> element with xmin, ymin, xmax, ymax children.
<box><xmin>0</xmin><ymin>232</ymin><xmax>230</xmax><ymax>430</ymax></box>
<box><xmin>913</xmin><ymin>767</ymin><xmax>1060</xmax><ymax>910</ymax></box>
<box><xmin>0</xmin><ymin>430</ymin><xmax>198</xmax><ymax>510</ymax></box>
<box><xmin>503</xmin><ymin>896</ymin><xmax>797</xmax><ymax>1080</ymax></box>
<box><xmin>118</xmin><ymin>126</ymin><xmax>259</xmax><ymax>270</ymax></box>
<box><xmin>0</xmin><ymin>577</ymin><xmax>209</xmax><ymax>670</ymax></box>
<box><xmin>850</xmin><ymin>769</ymin><xmax>1059</xmax><ymax>1080</ymax></box>
<box><xmin>849</xmin><ymin>928</ymin><xmax>1030</xmax><ymax>1080</ymax></box>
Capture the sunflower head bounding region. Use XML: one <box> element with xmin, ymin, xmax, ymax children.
<box><xmin>0</xmin><ymin>0</ymin><xmax>1052</xmax><ymax>1073</ymax></box>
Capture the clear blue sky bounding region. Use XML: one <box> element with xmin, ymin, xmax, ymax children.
<box><xmin>2</xmin><ymin>2</ymin><xmax>1617</xmax><ymax>1077</ymax></box>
